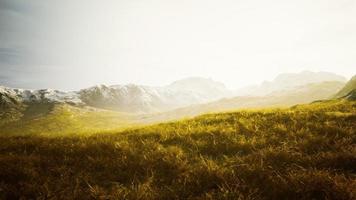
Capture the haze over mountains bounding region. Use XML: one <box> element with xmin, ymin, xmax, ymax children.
<box><xmin>79</xmin><ymin>77</ymin><xmax>230</xmax><ymax>113</ymax></box>
<box><xmin>142</xmin><ymin>81</ymin><xmax>346</xmax><ymax>122</ymax></box>
<box><xmin>235</xmin><ymin>71</ymin><xmax>346</xmax><ymax>96</ymax></box>
<box><xmin>1</xmin><ymin>70</ymin><xmax>355</xmax><ymax>136</ymax></box>
<box><xmin>0</xmin><ymin>71</ymin><xmax>352</xmax><ymax>117</ymax></box>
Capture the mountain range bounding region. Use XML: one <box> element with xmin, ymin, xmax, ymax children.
<box><xmin>1</xmin><ymin>77</ymin><xmax>230</xmax><ymax>114</ymax></box>
<box><xmin>0</xmin><ymin>71</ymin><xmax>353</xmax><ymax>117</ymax></box>
<box><xmin>1</xmin><ymin>71</ymin><xmax>355</xmax><ymax>135</ymax></box>
<box><xmin>79</xmin><ymin>77</ymin><xmax>230</xmax><ymax>113</ymax></box>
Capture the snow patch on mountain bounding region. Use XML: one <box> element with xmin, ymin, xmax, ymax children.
<box><xmin>76</xmin><ymin>77</ymin><xmax>232</xmax><ymax>113</ymax></box>
<box><xmin>0</xmin><ymin>86</ymin><xmax>82</xmax><ymax>105</ymax></box>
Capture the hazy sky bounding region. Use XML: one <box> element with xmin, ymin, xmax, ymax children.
<box><xmin>0</xmin><ymin>0</ymin><xmax>355</xmax><ymax>90</ymax></box>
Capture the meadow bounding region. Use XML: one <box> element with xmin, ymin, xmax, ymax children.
<box><xmin>0</xmin><ymin>100</ymin><xmax>355</xmax><ymax>199</ymax></box>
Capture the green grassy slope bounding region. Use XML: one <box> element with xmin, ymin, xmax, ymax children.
<box><xmin>0</xmin><ymin>99</ymin><xmax>355</xmax><ymax>199</ymax></box>
<box><xmin>0</xmin><ymin>103</ymin><xmax>137</xmax><ymax>136</ymax></box>
<box><xmin>334</xmin><ymin>75</ymin><xmax>356</xmax><ymax>99</ymax></box>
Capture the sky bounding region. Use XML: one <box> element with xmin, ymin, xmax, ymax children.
<box><xmin>0</xmin><ymin>0</ymin><xmax>355</xmax><ymax>91</ymax></box>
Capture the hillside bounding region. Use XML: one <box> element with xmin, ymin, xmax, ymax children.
<box><xmin>144</xmin><ymin>81</ymin><xmax>345</xmax><ymax>123</ymax></box>
<box><xmin>0</xmin><ymin>103</ymin><xmax>137</xmax><ymax>136</ymax></box>
<box><xmin>334</xmin><ymin>75</ymin><xmax>356</xmax><ymax>99</ymax></box>
<box><xmin>0</xmin><ymin>99</ymin><xmax>355</xmax><ymax>199</ymax></box>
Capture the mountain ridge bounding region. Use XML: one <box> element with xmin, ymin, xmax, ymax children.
<box><xmin>0</xmin><ymin>77</ymin><xmax>231</xmax><ymax>114</ymax></box>
<box><xmin>0</xmin><ymin>72</ymin><xmax>349</xmax><ymax>115</ymax></box>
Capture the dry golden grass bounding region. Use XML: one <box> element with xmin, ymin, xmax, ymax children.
<box><xmin>0</xmin><ymin>100</ymin><xmax>355</xmax><ymax>199</ymax></box>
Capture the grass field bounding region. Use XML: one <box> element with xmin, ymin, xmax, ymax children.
<box><xmin>0</xmin><ymin>100</ymin><xmax>355</xmax><ymax>199</ymax></box>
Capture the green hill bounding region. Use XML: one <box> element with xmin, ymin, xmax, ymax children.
<box><xmin>0</xmin><ymin>99</ymin><xmax>355</xmax><ymax>199</ymax></box>
<box><xmin>334</xmin><ymin>75</ymin><xmax>356</xmax><ymax>99</ymax></box>
<box><xmin>0</xmin><ymin>103</ymin><xmax>137</xmax><ymax>136</ymax></box>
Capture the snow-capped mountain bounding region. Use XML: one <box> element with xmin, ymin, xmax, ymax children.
<box><xmin>0</xmin><ymin>73</ymin><xmax>349</xmax><ymax>114</ymax></box>
<box><xmin>79</xmin><ymin>77</ymin><xmax>231</xmax><ymax>113</ymax></box>
<box><xmin>0</xmin><ymin>77</ymin><xmax>231</xmax><ymax>113</ymax></box>
<box><xmin>79</xmin><ymin>84</ymin><xmax>166</xmax><ymax>113</ymax></box>
<box><xmin>0</xmin><ymin>86</ymin><xmax>82</xmax><ymax>105</ymax></box>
